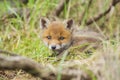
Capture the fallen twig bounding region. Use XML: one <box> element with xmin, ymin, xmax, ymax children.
<box><xmin>85</xmin><ymin>0</ymin><xmax>120</xmax><ymax>25</ymax></box>
<box><xmin>0</xmin><ymin>51</ymin><xmax>92</xmax><ymax>80</ymax></box>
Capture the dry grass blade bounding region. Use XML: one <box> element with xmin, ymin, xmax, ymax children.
<box><xmin>79</xmin><ymin>0</ymin><xmax>93</xmax><ymax>25</ymax></box>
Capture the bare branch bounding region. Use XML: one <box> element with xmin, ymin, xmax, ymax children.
<box><xmin>85</xmin><ymin>0</ymin><xmax>120</xmax><ymax>25</ymax></box>
<box><xmin>0</xmin><ymin>55</ymin><xmax>44</xmax><ymax>76</ymax></box>
<box><xmin>54</xmin><ymin>0</ymin><xmax>70</xmax><ymax>16</ymax></box>
<box><xmin>112</xmin><ymin>0</ymin><xmax>120</xmax><ymax>6</ymax></box>
<box><xmin>19</xmin><ymin>0</ymin><xmax>29</xmax><ymax>4</ymax></box>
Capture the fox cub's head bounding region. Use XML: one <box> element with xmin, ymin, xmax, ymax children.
<box><xmin>40</xmin><ymin>18</ymin><xmax>73</xmax><ymax>51</ymax></box>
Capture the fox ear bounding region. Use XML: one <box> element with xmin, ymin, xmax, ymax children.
<box><xmin>40</xmin><ymin>18</ymin><xmax>50</xmax><ymax>29</ymax></box>
<box><xmin>65</xmin><ymin>19</ymin><xmax>73</xmax><ymax>29</ymax></box>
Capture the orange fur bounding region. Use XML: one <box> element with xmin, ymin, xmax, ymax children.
<box><xmin>42</xmin><ymin>21</ymin><xmax>71</xmax><ymax>46</ymax></box>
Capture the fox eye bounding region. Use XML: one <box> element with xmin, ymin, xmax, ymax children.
<box><xmin>46</xmin><ymin>36</ymin><xmax>51</xmax><ymax>40</ymax></box>
<box><xmin>59</xmin><ymin>36</ymin><xmax>65</xmax><ymax>40</ymax></box>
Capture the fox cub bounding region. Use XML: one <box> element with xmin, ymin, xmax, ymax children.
<box><xmin>40</xmin><ymin>18</ymin><xmax>102</xmax><ymax>56</ymax></box>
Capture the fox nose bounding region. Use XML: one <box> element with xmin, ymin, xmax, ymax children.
<box><xmin>51</xmin><ymin>46</ymin><xmax>56</xmax><ymax>50</ymax></box>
